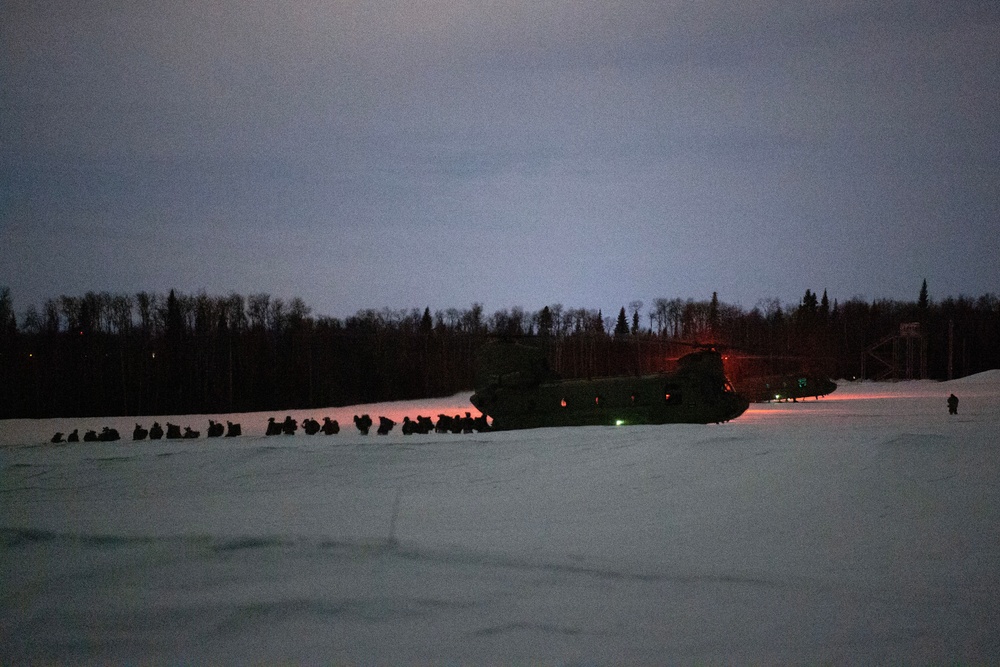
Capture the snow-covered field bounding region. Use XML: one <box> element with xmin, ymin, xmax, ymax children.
<box><xmin>3</xmin><ymin>376</ymin><xmax>1000</xmax><ymax>663</ymax></box>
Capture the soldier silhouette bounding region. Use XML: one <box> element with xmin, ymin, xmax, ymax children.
<box><xmin>377</xmin><ymin>416</ymin><xmax>396</xmax><ymax>435</ymax></box>
<box><xmin>947</xmin><ymin>393</ymin><xmax>959</xmax><ymax>415</ymax></box>
<box><xmin>354</xmin><ymin>414</ymin><xmax>373</xmax><ymax>435</ymax></box>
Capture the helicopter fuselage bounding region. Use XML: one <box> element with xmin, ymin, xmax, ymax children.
<box><xmin>471</xmin><ymin>345</ymin><xmax>749</xmax><ymax>430</ymax></box>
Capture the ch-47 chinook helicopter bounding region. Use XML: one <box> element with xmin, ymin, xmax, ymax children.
<box><xmin>469</xmin><ymin>340</ymin><xmax>750</xmax><ymax>431</ymax></box>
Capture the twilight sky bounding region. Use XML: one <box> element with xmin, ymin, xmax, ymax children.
<box><xmin>2</xmin><ymin>0</ymin><xmax>998</xmax><ymax>318</ymax></box>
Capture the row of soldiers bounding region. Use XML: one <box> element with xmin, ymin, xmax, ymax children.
<box><xmin>132</xmin><ymin>420</ymin><xmax>243</xmax><ymax>440</ymax></box>
<box><xmin>266</xmin><ymin>416</ymin><xmax>341</xmax><ymax>436</ymax></box>
<box><xmin>263</xmin><ymin>412</ymin><xmax>491</xmax><ymax>436</ymax></box>
<box><xmin>50</xmin><ymin>427</ymin><xmax>122</xmax><ymax>443</ymax></box>
<box><xmin>52</xmin><ymin>411</ymin><xmax>490</xmax><ymax>444</ymax></box>
<box><xmin>354</xmin><ymin>412</ymin><xmax>491</xmax><ymax>435</ymax></box>
<box><xmin>51</xmin><ymin>420</ymin><xmax>242</xmax><ymax>443</ymax></box>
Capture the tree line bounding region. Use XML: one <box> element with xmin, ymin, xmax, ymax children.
<box><xmin>0</xmin><ymin>283</ymin><xmax>997</xmax><ymax>419</ymax></box>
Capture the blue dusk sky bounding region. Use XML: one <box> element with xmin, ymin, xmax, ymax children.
<box><xmin>2</xmin><ymin>0</ymin><xmax>998</xmax><ymax>318</ymax></box>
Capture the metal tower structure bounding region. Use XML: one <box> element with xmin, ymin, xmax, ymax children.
<box><xmin>862</xmin><ymin>322</ymin><xmax>928</xmax><ymax>381</ymax></box>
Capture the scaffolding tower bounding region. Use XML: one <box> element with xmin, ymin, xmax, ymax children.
<box><xmin>862</xmin><ymin>322</ymin><xmax>928</xmax><ymax>381</ymax></box>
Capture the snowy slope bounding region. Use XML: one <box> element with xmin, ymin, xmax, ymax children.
<box><xmin>2</xmin><ymin>377</ymin><xmax>999</xmax><ymax>663</ymax></box>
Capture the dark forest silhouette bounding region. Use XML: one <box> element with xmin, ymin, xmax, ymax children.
<box><xmin>0</xmin><ymin>284</ymin><xmax>997</xmax><ymax>419</ymax></box>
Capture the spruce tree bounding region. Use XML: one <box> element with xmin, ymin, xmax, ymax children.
<box><xmin>538</xmin><ymin>306</ymin><xmax>553</xmax><ymax>337</ymax></box>
<box><xmin>615</xmin><ymin>307</ymin><xmax>629</xmax><ymax>337</ymax></box>
<box><xmin>709</xmin><ymin>292</ymin><xmax>719</xmax><ymax>335</ymax></box>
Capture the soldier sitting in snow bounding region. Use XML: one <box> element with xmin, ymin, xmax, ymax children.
<box><xmin>98</xmin><ymin>427</ymin><xmax>120</xmax><ymax>441</ymax></box>
<box><xmin>416</xmin><ymin>416</ymin><xmax>434</xmax><ymax>434</ymax></box>
<box><xmin>377</xmin><ymin>416</ymin><xmax>396</xmax><ymax>435</ymax></box>
<box><xmin>435</xmin><ymin>414</ymin><xmax>453</xmax><ymax>433</ymax></box>
<box><xmin>354</xmin><ymin>414</ymin><xmax>373</xmax><ymax>435</ymax></box>
<box><xmin>461</xmin><ymin>412</ymin><xmax>475</xmax><ymax>433</ymax></box>
<box><xmin>226</xmin><ymin>421</ymin><xmax>242</xmax><ymax>437</ymax></box>
<box><xmin>148</xmin><ymin>423</ymin><xmax>164</xmax><ymax>440</ymax></box>
<box><xmin>133</xmin><ymin>424</ymin><xmax>148</xmax><ymax>440</ymax></box>
<box><xmin>321</xmin><ymin>417</ymin><xmax>339</xmax><ymax>435</ymax></box>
